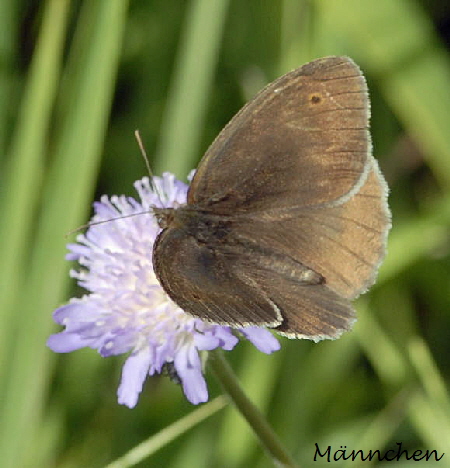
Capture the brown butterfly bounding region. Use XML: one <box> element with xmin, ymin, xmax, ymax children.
<box><xmin>152</xmin><ymin>56</ymin><xmax>391</xmax><ymax>341</ymax></box>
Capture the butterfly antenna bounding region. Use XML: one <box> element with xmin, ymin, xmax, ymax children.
<box><xmin>134</xmin><ymin>129</ymin><xmax>153</xmax><ymax>177</ymax></box>
<box><xmin>134</xmin><ymin>129</ymin><xmax>165</xmax><ymax>206</ymax></box>
<box><xmin>65</xmin><ymin>211</ymin><xmax>154</xmax><ymax>238</ymax></box>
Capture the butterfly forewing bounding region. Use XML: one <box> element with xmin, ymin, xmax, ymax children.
<box><xmin>188</xmin><ymin>56</ymin><xmax>370</xmax><ymax>212</ymax></box>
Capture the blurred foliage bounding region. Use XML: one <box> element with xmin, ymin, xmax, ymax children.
<box><xmin>1</xmin><ymin>0</ymin><xmax>449</xmax><ymax>467</ymax></box>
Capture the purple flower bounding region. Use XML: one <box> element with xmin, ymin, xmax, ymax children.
<box><xmin>47</xmin><ymin>173</ymin><xmax>280</xmax><ymax>408</ymax></box>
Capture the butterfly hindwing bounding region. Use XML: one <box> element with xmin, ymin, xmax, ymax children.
<box><xmin>153</xmin><ymin>225</ymin><xmax>356</xmax><ymax>340</ymax></box>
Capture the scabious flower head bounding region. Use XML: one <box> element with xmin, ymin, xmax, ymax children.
<box><xmin>47</xmin><ymin>173</ymin><xmax>280</xmax><ymax>408</ymax></box>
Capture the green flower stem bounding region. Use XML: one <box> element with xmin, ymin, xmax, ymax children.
<box><xmin>210</xmin><ymin>350</ymin><xmax>299</xmax><ymax>468</ymax></box>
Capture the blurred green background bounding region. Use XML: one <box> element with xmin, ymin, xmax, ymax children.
<box><xmin>1</xmin><ymin>0</ymin><xmax>450</xmax><ymax>467</ymax></box>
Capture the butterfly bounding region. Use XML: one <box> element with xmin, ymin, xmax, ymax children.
<box><xmin>152</xmin><ymin>56</ymin><xmax>391</xmax><ymax>341</ymax></box>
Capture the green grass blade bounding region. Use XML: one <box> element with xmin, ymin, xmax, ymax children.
<box><xmin>0</xmin><ymin>1</ymin><xmax>129</xmax><ymax>467</ymax></box>
<box><xmin>154</xmin><ymin>0</ymin><xmax>231</xmax><ymax>178</ymax></box>
<box><xmin>0</xmin><ymin>0</ymin><xmax>70</xmax><ymax>387</ymax></box>
<box><xmin>0</xmin><ymin>0</ymin><xmax>18</xmax><ymax>154</ymax></box>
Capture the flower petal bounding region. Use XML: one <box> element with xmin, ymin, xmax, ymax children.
<box><xmin>174</xmin><ymin>345</ymin><xmax>208</xmax><ymax>404</ymax></box>
<box><xmin>118</xmin><ymin>349</ymin><xmax>152</xmax><ymax>408</ymax></box>
<box><xmin>47</xmin><ymin>332</ymin><xmax>94</xmax><ymax>353</ymax></box>
<box><xmin>240</xmin><ymin>327</ymin><xmax>280</xmax><ymax>354</ymax></box>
